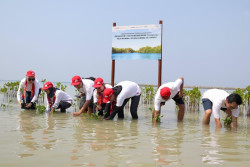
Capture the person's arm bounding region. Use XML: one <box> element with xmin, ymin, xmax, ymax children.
<box><xmin>231</xmin><ymin>116</ymin><xmax>237</xmax><ymax>129</ymax></box>
<box><xmin>231</xmin><ymin>108</ymin><xmax>239</xmax><ymax>129</ymax></box>
<box><xmin>105</xmin><ymin>105</ymin><xmax>121</xmax><ymax>120</ymax></box>
<box><xmin>96</xmin><ymin>105</ymin><xmax>102</xmax><ymax>111</ymax></box>
<box><xmin>79</xmin><ymin>92</ymin><xmax>85</xmax><ymax>97</ymax></box>
<box><xmin>93</xmin><ymin>103</ymin><xmax>102</xmax><ymax>114</ymax></box>
<box><xmin>212</xmin><ymin>102</ymin><xmax>222</xmax><ymax>128</ymax></box>
<box><xmin>26</xmin><ymin>102</ymin><xmax>32</xmax><ymax>108</ymax></box>
<box><xmin>152</xmin><ymin>98</ymin><xmax>161</xmax><ymax>122</ymax></box>
<box><xmin>178</xmin><ymin>77</ymin><xmax>184</xmax><ymax>97</ymax></box>
<box><xmin>47</xmin><ymin>91</ymin><xmax>63</xmax><ymax>114</ymax></box>
<box><xmin>103</xmin><ymin>103</ymin><xmax>111</xmax><ymax>118</ymax></box>
<box><xmin>93</xmin><ymin>90</ymin><xmax>102</xmax><ymax>111</ymax></box>
<box><xmin>51</xmin><ymin>91</ymin><xmax>62</xmax><ymax>110</ymax></box>
<box><xmin>73</xmin><ymin>100</ymin><xmax>91</xmax><ymax>116</ymax></box>
<box><xmin>46</xmin><ymin>98</ymin><xmax>50</xmax><ymax>112</ymax></box>
<box><xmin>17</xmin><ymin>80</ymin><xmax>24</xmax><ymax>106</ymax></box>
<box><xmin>215</xmin><ymin>118</ymin><xmax>222</xmax><ymax>128</ymax></box>
<box><xmin>50</xmin><ymin>107</ymin><xmax>55</xmax><ymax>114</ymax></box>
<box><xmin>31</xmin><ymin>80</ymin><xmax>40</xmax><ymax>103</ymax></box>
<box><xmin>74</xmin><ymin>83</ymin><xmax>93</xmax><ymax>116</ymax></box>
<box><xmin>152</xmin><ymin>108</ymin><xmax>161</xmax><ymax>123</ymax></box>
<box><xmin>93</xmin><ymin>90</ymin><xmax>98</xmax><ymax>103</ymax></box>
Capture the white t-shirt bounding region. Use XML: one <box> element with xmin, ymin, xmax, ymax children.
<box><xmin>78</xmin><ymin>79</ymin><xmax>94</xmax><ymax>101</ymax></box>
<box><xmin>17</xmin><ymin>78</ymin><xmax>40</xmax><ymax>103</ymax></box>
<box><xmin>202</xmin><ymin>89</ymin><xmax>239</xmax><ymax>119</ymax></box>
<box><xmin>154</xmin><ymin>79</ymin><xmax>183</xmax><ymax>111</ymax></box>
<box><xmin>46</xmin><ymin>90</ymin><xmax>73</xmax><ymax>110</ymax></box>
<box><xmin>93</xmin><ymin>84</ymin><xmax>112</xmax><ymax>103</ymax></box>
<box><xmin>116</xmin><ymin>81</ymin><xmax>141</xmax><ymax>107</ymax></box>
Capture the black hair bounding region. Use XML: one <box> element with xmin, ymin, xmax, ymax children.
<box><xmin>227</xmin><ymin>93</ymin><xmax>242</xmax><ymax>105</ymax></box>
<box><xmin>83</xmin><ymin>77</ymin><xmax>96</xmax><ymax>81</ymax></box>
<box><xmin>47</xmin><ymin>87</ymin><xmax>59</xmax><ymax>98</ymax></box>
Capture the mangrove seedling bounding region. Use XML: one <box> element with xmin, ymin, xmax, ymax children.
<box><xmin>141</xmin><ymin>85</ymin><xmax>157</xmax><ymax>104</ymax></box>
<box><xmin>41</xmin><ymin>79</ymin><xmax>46</xmax><ymax>84</ymax></box>
<box><xmin>89</xmin><ymin>113</ymin><xmax>101</xmax><ymax>120</ymax></box>
<box><xmin>56</xmin><ymin>82</ymin><xmax>67</xmax><ymax>91</ymax></box>
<box><xmin>223</xmin><ymin>116</ymin><xmax>232</xmax><ymax>126</ymax></box>
<box><xmin>36</xmin><ymin>105</ymin><xmax>46</xmax><ymax>113</ymax></box>
<box><xmin>149</xmin><ymin>107</ymin><xmax>163</xmax><ymax>123</ymax></box>
<box><xmin>153</xmin><ymin>114</ymin><xmax>163</xmax><ymax>123</ymax></box>
<box><xmin>1</xmin><ymin>104</ymin><xmax>7</xmax><ymax>110</ymax></box>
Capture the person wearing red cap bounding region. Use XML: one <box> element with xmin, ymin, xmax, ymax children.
<box><xmin>153</xmin><ymin>77</ymin><xmax>185</xmax><ymax>122</ymax></box>
<box><xmin>17</xmin><ymin>70</ymin><xmax>41</xmax><ymax>109</ymax></box>
<box><xmin>71</xmin><ymin>75</ymin><xmax>95</xmax><ymax>116</ymax></box>
<box><xmin>43</xmin><ymin>81</ymin><xmax>72</xmax><ymax>113</ymax></box>
<box><xmin>102</xmin><ymin>81</ymin><xmax>141</xmax><ymax>120</ymax></box>
<box><xmin>92</xmin><ymin>77</ymin><xmax>112</xmax><ymax>116</ymax></box>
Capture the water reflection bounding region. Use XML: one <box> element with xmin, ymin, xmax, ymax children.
<box><xmin>17</xmin><ymin>110</ymin><xmax>39</xmax><ymax>158</ymax></box>
<box><xmin>71</xmin><ymin>118</ymin><xmax>140</xmax><ymax>166</ymax></box>
<box><xmin>41</xmin><ymin>113</ymin><xmax>58</xmax><ymax>150</ymax></box>
<box><xmin>200</xmin><ymin>126</ymin><xmax>245</xmax><ymax>165</ymax></box>
<box><xmin>201</xmin><ymin>127</ymin><xmax>223</xmax><ymax>165</ymax></box>
<box><xmin>151</xmin><ymin>123</ymin><xmax>184</xmax><ymax>166</ymax></box>
<box><xmin>17</xmin><ymin>110</ymin><xmax>70</xmax><ymax>158</ymax></box>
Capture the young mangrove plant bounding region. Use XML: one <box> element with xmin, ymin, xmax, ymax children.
<box><xmin>0</xmin><ymin>86</ymin><xmax>7</xmax><ymax>93</ymax></box>
<box><xmin>37</xmin><ymin>79</ymin><xmax>47</xmax><ymax>105</ymax></box>
<box><xmin>223</xmin><ymin>116</ymin><xmax>232</xmax><ymax>127</ymax></box>
<box><xmin>0</xmin><ymin>81</ymin><xmax>20</xmax><ymax>101</ymax></box>
<box><xmin>1</xmin><ymin>104</ymin><xmax>7</xmax><ymax>110</ymax></box>
<box><xmin>183</xmin><ymin>87</ymin><xmax>201</xmax><ymax>112</ymax></box>
<box><xmin>80</xmin><ymin>113</ymin><xmax>102</xmax><ymax>120</ymax></box>
<box><xmin>90</xmin><ymin>113</ymin><xmax>102</xmax><ymax>120</ymax></box>
<box><xmin>38</xmin><ymin>90</ymin><xmax>46</xmax><ymax>105</ymax></box>
<box><xmin>153</xmin><ymin>114</ymin><xmax>163</xmax><ymax>123</ymax></box>
<box><xmin>149</xmin><ymin>107</ymin><xmax>163</xmax><ymax>123</ymax></box>
<box><xmin>36</xmin><ymin>104</ymin><xmax>46</xmax><ymax>114</ymax></box>
<box><xmin>73</xmin><ymin>89</ymin><xmax>80</xmax><ymax>112</ymax></box>
<box><xmin>245</xmin><ymin>86</ymin><xmax>250</xmax><ymax>106</ymax></box>
<box><xmin>0</xmin><ymin>81</ymin><xmax>20</xmax><ymax>95</ymax></box>
<box><xmin>41</xmin><ymin>79</ymin><xmax>46</xmax><ymax>85</ymax></box>
<box><xmin>141</xmin><ymin>85</ymin><xmax>157</xmax><ymax>104</ymax></box>
<box><xmin>56</xmin><ymin>82</ymin><xmax>67</xmax><ymax>91</ymax></box>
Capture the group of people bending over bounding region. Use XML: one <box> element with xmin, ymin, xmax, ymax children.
<box><xmin>17</xmin><ymin>70</ymin><xmax>242</xmax><ymax>128</ymax></box>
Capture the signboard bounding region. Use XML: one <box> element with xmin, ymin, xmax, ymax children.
<box><xmin>112</xmin><ymin>24</ymin><xmax>162</xmax><ymax>60</ymax></box>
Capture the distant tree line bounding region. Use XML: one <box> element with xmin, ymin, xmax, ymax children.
<box><xmin>112</xmin><ymin>47</ymin><xmax>135</xmax><ymax>53</ymax></box>
<box><xmin>112</xmin><ymin>45</ymin><xmax>161</xmax><ymax>54</ymax></box>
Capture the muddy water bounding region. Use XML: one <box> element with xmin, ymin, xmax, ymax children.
<box><xmin>0</xmin><ymin>85</ymin><xmax>250</xmax><ymax>167</ymax></box>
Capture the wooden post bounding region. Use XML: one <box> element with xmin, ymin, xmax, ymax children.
<box><xmin>158</xmin><ymin>20</ymin><xmax>163</xmax><ymax>88</ymax></box>
<box><xmin>111</xmin><ymin>22</ymin><xmax>116</xmax><ymax>87</ymax></box>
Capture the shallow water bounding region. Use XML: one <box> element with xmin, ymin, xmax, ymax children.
<box><xmin>0</xmin><ymin>85</ymin><xmax>250</xmax><ymax>167</ymax></box>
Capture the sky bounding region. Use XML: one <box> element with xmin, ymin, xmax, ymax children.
<box><xmin>0</xmin><ymin>0</ymin><xmax>249</xmax><ymax>88</ymax></box>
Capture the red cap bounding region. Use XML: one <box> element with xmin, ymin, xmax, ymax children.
<box><xmin>71</xmin><ymin>76</ymin><xmax>82</xmax><ymax>85</ymax></box>
<box><xmin>26</xmin><ymin>70</ymin><xmax>35</xmax><ymax>77</ymax></box>
<box><xmin>93</xmin><ymin>77</ymin><xmax>104</xmax><ymax>88</ymax></box>
<box><xmin>160</xmin><ymin>87</ymin><xmax>171</xmax><ymax>99</ymax></box>
<box><xmin>42</xmin><ymin>81</ymin><xmax>53</xmax><ymax>90</ymax></box>
<box><xmin>102</xmin><ymin>88</ymin><xmax>114</xmax><ymax>103</ymax></box>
